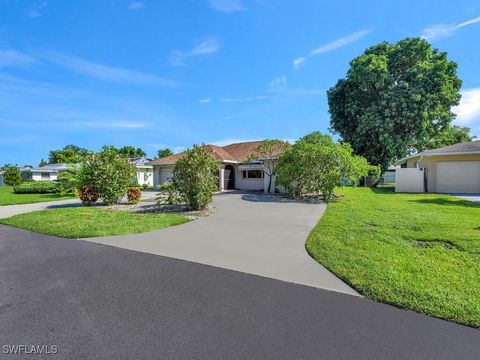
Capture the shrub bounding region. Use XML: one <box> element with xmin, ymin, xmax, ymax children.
<box><xmin>58</xmin><ymin>166</ymin><xmax>78</xmax><ymax>195</ymax></box>
<box><xmin>276</xmin><ymin>132</ymin><xmax>379</xmax><ymax>200</ymax></box>
<box><xmin>14</xmin><ymin>181</ymin><xmax>61</xmax><ymax>194</ymax></box>
<box><xmin>77</xmin><ymin>147</ymin><xmax>136</xmax><ymax>205</ymax></box>
<box><xmin>155</xmin><ymin>182</ymin><xmax>181</xmax><ymax>205</ymax></box>
<box><xmin>173</xmin><ymin>144</ymin><xmax>219</xmax><ymax>210</ymax></box>
<box><xmin>79</xmin><ymin>185</ymin><xmax>99</xmax><ymax>205</ymax></box>
<box><xmin>127</xmin><ymin>187</ymin><xmax>142</xmax><ymax>204</ymax></box>
<box><xmin>3</xmin><ymin>165</ymin><xmax>23</xmax><ymax>186</ymax></box>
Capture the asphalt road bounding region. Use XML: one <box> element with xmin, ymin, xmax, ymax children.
<box><xmin>0</xmin><ymin>225</ymin><xmax>479</xmax><ymax>360</ymax></box>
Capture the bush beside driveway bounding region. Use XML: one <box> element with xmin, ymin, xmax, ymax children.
<box><xmin>307</xmin><ymin>187</ymin><xmax>480</xmax><ymax>327</ymax></box>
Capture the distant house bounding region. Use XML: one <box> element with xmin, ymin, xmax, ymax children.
<box><xmin>148</xmin><ymin>141</ymin><xmax>283</xmax><ymax>192</ymax></box>
<box><xmin>396</xmin><ymin>141</ymin><xmax>480</xmax><ymax>193</ymax></box>
<box><xmin>22</xmin><ymin>163</ymin><xmax>71</xmax><ymax>182</ymax></box>
<box><xmin>0</xmin><ymin>166</ymin><xmax>33</xmax><ymax>185</ymax></box>
<box><xmin>128</xmin><ymin>157</ymin><xmax>154</xmax><ymax>187</ymax></box>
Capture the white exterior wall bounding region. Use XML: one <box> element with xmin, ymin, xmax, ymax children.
<box><xmin>234</xmin><ymin>164</ymin><xmax>263</xmax><ymax>191</ymax></box>
<box><xmin>0</xmin><ymin>174</ymin><xmax>4</xmax><ymax>186</ymax></box>
<box><xmin>395</xmin><ymin>168</ymin><xmax>425</xmax><ymax>193</ymax></box>
<box><xmin>31</xmin><ymin>172</ymin><xmax>58</xmax><ymax>181</ymax></box>
<box><xmin>136</xmin><ymin>168</ymin><xmax>154</xmax><ymax>187</ymax></box>
<box><xmin>153</xmin><ymin>165</ymin><xmax>174</xmax><ymax>188</ymax></box>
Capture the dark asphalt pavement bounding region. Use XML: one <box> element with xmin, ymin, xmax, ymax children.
<box><xmin>0</xmin><ymin>224</ymin><xmax>479</xmax><ymax>360</ymax></box>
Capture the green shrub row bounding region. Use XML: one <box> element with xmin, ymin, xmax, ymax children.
<box><xmin>14</xmin><ymin>181</ymin><xmax>62</xmax><ymax>194</ymax></box>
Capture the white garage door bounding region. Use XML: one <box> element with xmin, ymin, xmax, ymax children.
<box><xmin>436</xmin><ymin>161</ymin><xmax>480</xmax><ymax>193</ymax></box>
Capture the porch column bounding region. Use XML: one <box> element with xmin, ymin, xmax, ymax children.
<box><xmin>219</xmin><ymin>166</ymin><xmax>225</xmax><ymax>191</ymax></box>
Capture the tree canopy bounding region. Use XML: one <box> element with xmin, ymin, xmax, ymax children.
<box><xmin>157</xmin><ymin>148</ymin><xmax>174</xmax><ymax>159</ymax></box>
<box><xmin>48</xmin><ymin>145</ymin><xmax>91</xmax><ymax>164</ymax></box>
<box><xmin>2</xmin><ymin>165</ymin><xmax>23</xmax><ymax>186</ymax></box>
<box><xmin>415</xmin><ymin>125</ymin><xmax>474</xmax><ymax>152</ymax></box>
<box><xmin>276</xmin><ymin>132</ymin><xmax>378</xmax><ymax>200</ymax></box>
<box><xmin>328</xmin><ymin>38</ymin><xmax>462</xmax><ymax>172</ymax></box>
<box><xmin>118</xmin><ymin>146</ymin><xmax>147</xmax><ymax>158</ymax></box>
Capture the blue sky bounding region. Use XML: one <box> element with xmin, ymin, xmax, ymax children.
<box><xmin>1</xmin><ymin>0</ymin><xmax>480</xmax><ymax>165</ymax></box>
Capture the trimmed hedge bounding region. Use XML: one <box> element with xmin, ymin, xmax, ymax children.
<box><xmin>14</xmin><ymin>181</ymin><xmax>62</xmax><ymax>194</ymax></box>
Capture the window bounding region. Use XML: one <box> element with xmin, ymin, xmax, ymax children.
<box><xmin>242</xmin><ymin>170</ymin><xmax>263</xmax><ymax>179</ymax></box>
<box><xmin>41</xmin><ymin>172</ymin><xmax>50</xmax><ymax>180</ymax></box>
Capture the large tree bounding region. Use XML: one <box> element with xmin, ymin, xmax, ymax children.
<box><xmin>48</xmin><ymin>145</ymin><xmax>90</xmax><ymax>164</ymax></box>
<box><xmin>328</xmin><ymin>38</ymin><xmax>462</xmax><ymax>172</ymax></box>
<box><xmin>415</xmin><ymin>125</ymin><xmax>474</xmax><ymax>152</ymax></box>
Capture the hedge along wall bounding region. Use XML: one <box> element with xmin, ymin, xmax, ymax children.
<box><xmin>13</xmin><ymin>181</ymin><xmax>62</xmax><ymax>194</ymax></box>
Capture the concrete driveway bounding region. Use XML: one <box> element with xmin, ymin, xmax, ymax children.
<box><xmin>1</xmin><ymin>225</ymin><xmax>479</xmax><ymax>360</ymax></box>
<box><xmin>85</xmin><ymin>191</ymin><xmax>356</xmax><ymax>295</ymax></box>
<box><xmin>451</xmin><ymin>194</ymin><xmax>480</xmax><ymax>204</ymax></box>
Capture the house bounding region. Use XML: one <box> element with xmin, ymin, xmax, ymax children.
<box><xmin>148</xmin><ymin>141</ymin><xmax>281</xmax><ymax>192</ymax></box>
<box><xmin>396</xmin><ymin>140</ymin><xmax>480</xmax><ymax>193</ymax></box>
<box><xmin>128</xmin><ymin>157</ymin><xmax>154</xmax><ymax>187</ymax></box>
<box><xmin>22</xmin><ymin>163</ymin><xmax>71</xmax><ymax>181</ymax></box>
<box><xmin>0</xmin><ymin>166</ymin><xmax>33</xmax><ymax>185</ymax></box>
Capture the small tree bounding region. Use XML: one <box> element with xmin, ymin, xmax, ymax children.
<box><xmin>173</xmin><ymin>144</ymin><xmax>219</xmax><ymax>210</ymax></box>
<box><xmin>77</xmin><ymin>147</ymin><xmax>136</xmax><ymax>205</ymax></box>
<box><xmin>276</xmin><ymin>132</ymin><xmax>378</xmax><ymax>200</ymax></box>
<box><xmin>3</xmin><ymin>165</ymin><xmax>23</xmax><ymax>186</ymax></box>
<box><xmin>157</xmin><ymin>148</ymin><xmax>174</xmax><ymax>159</ymax></box>
<box><xmin>247</xmin><ymin>139</ymin><xmax>290</xmax><ymax>193</ymax></box>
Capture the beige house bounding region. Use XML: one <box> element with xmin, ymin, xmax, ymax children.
<box><xmin>148</xmin><ymin>141</ymin><xmax>281</xmax><ymax>192</ymax></box>
<box><xmin>396</xmin><ymin>141</ymin><xmax>480</xmax><ymax>193</ymax></box>
<box><xmin>127</xmin><ymin>157</ymin><xmax>154</xmax><ymax>187</ymax></box>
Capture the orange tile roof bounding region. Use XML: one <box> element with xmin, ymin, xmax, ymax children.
<box><xmin>150</xmin><ymin>141</ymin><xmax>266</xmax><ymax>165</ymax></box>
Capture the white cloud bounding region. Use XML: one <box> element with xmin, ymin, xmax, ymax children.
<box><xmin>293</xmin><ymin>57</ymin><xmax>306</xmax><ymax>69</ymax></box>
<box><xmin>39</xmin><ymin>51</ymin><xmax>178</xmax><ymax>87</ymax></box>
<box><xmin>73</xmin><ymin>120</ymin><xmax>147</xmax><ymax>129</ymax></box>
<box><xmin>452</xmin><ymin>88</ymin><xmax>480</xmax><ymax>124</ymax></box>
<box><xmin>293</xmin><ymin>29</ymin><xmax>372</xmax><ymax>68</ymax></box>
<box><xmin>0</xmin><ymin>49</ymin><xmax>36</xmax><ymax>67</ymax></box>
<box><xmin>268</xmin><ymin>75</ymin><xmax>287</xmax><ymax>91</ymax></box>
<box><xmin>129</xmin><ymin>1</ymin><xmax>144</xmax><ymax>10</ymax></box>
<box><xmin>198</xmin><ymin>98</ymin><xmax>211</xmax><ymax>103</ymax></box>
<box><xmin>422</xmin><ymin>16</ymin><xmax>480</xmax><ymax>41</ymax></box>
<box><xmin>171</xmin><ymin>38</ymin><xmax>221</xmax><ymax>66</ymax></box>
<box><xmin>27</xmin><ymin>2</ymin><xmax>47</xmax><ymax>18</ymax></box>
<box><xmin>209</xmin><ymin>0</ymin><xmax>246</xmax><ymax>12</ymax></box>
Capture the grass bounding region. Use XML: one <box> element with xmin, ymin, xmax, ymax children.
<box><xmin>0</xmin><ymin>207</ymin><xmax>189</xmax><ymax>238</ymax></box>
<box><xmin>306</xmin><ymin>187</ymin><xmax>480</xmax><ymax>328</ymax></box>
<box><xmin>0</xmin><ymin>186</ymin><xmax>75</xmax><ymax>206</ymax></box>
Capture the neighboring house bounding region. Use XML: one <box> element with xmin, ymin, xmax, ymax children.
<box><xmin>396</xmin><ymin>141</ymin><xmax>480</xmax><ymax>193</ymax></box>
<box><xmin>22</xmin><ymin>163</ymin><xmax>71</xmax><ymax>181</ymax></box>
<box><xmin>149</xmin><ymin>141</ymin><xmax>281</xmax><ymax>192</ymax></box>
<box><xmin>0</xmin><ymin>166</ymin><xmax>33</xmax><ymax>185</ymax></box>
<box><xmin>128</xmin><ymin>157</ymin><xmax>154</xmax><ymax>187</ymax></box>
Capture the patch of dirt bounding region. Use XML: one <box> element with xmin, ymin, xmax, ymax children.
<box><xmin>412</xmin><ymin>240</ymin><xmax>457</xmax><ymax>250</ymax></box>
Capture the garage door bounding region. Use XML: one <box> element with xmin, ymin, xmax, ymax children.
<box><xmin>436</xmin><ymin>161</ymin><xmax>480</xmax><ymax>193</ymax></box>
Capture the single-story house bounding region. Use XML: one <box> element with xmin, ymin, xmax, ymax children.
<box><xmin>128</xmin><ymin>157</ymin><xmax>154</xmax><ymax>187</ymax></box>
<box><xmin>22</xmin><ymin>163</ymin><xmax>71</xmax><ymax>181</ymax></box>
<box><xmin>396</xmin><ymin>140</ymin><xmax>480</xmax><ymax>193</ymax></box>
<box><xmin>148</xmin><ymin>141</ymin><xmax>281</xmax><ymax>192</ymax></box>
<box><xmin>0</xmin><ymin>166</ymin><xmax>33</xmax><ymax>185</ymax></box>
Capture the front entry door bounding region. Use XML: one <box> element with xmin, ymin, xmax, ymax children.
<box><xmin>224</xmin><ymin>166</ymin><xmax>235</xmax><ymax>190</ymax></box>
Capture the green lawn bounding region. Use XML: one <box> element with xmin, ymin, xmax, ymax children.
<box><xmin>0</xmin><ymin>207</ymin><xmax>189</xmax><ymax>238</ymax></box>
<box><xmin>0</xmin><ymin>186</ymin><xmax>75</xmax><ymax>206</ymax></box>
<box><xmin>307</xmin><ymin>187</ymin><xmax>480</xmax><ymax>328</ymax></box>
